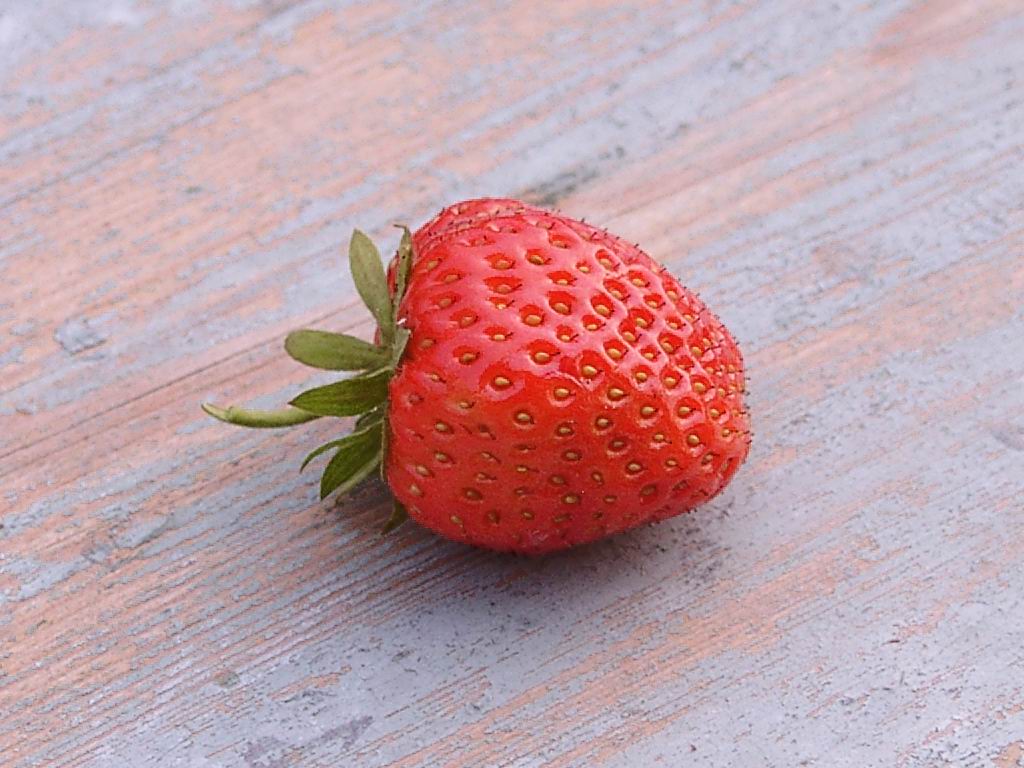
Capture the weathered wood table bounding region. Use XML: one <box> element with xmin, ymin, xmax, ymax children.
<box><xmin>2</xmin><ymin>2</ymin><xmax>1023</xmax><ymax>766</ymax></box>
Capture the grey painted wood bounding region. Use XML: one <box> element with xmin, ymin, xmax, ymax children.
<box><xmin>2</xmin><ymin>1</ymin><xmax>1023</xmax><ymax>766</ymax></box>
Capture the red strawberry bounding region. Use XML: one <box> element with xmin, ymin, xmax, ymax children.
<box><xmin>204</xmin><ymin>198</ymin><xmax>750</xmax><ymax>554</ymax></box>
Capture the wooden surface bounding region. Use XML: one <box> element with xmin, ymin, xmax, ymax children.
<box><xmin>2</xmin><ymin>1</ymin><xmax>1023</xmax><ymax>766</ymax></box>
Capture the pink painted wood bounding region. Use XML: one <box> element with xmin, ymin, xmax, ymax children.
<box><xmin>2</xmin><ymin>1</ymin><xmax>1023</xmax><ymax>765</ymax></box>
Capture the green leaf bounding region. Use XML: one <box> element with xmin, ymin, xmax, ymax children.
<box><xmin>391</xmin><ymin>326</ymin><xmax>411</xmax><ymax>367</ymax></box>
<box><xmin>300</xmin><ymin>438</ymin><xmax>346</xmax><ymax>472</ymax></box>
<box><xmin>202</xmin><ymin>402</ymin><xmax>320</xmax><ymax>429</ymax></box>
<box><xmin>393</xmin><ymin>225</ymin><xmax>413</xmax><ymax>312</ymax></box>
<box><xmin>324</xmin><ymin>453</ymin><xmax>380</xmax><ymax>500</ymax></box>
<box><xmin>380</xmin><ymin>499</ymin><xmax>408</xmax><ymax>535</ymax></box>
<box><xmin>379</xmin><ymin>416</ymin><xmax>390</xmax><ymax>481</ymax></box>
<box><xmin>285</xmin><ymin>329</ymin><xmax>389</xmax><ymax>371</ymax></box>
<box><xmin>289</xmin><ymin>368</ymin><xmax>391</xmax><ymax>417</ymax></box>
<box><xmin>320</xmin><ymin>426</ymin><xmax>383</xmax><ymax>499</ymax></box>
<box><xmin>350</xmin><ymin>229</ymin><xmax>394</xmax><ymax>345</ymax></box>
<box><xmin>355</xmin><ymin>403</ymin><xmax>385</xmax><ymax>430</ymax></box>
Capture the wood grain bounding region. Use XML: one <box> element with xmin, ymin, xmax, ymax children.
<box><xmin>2</xmin><ymin>1</ymin><xmax>1023</xmax><ymax>766</ymax></box>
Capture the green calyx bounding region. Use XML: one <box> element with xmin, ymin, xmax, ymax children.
<box><xmin>202</xmin><ymin>226</ymin><xmax>414</xmax><ymax>532</ymax></box>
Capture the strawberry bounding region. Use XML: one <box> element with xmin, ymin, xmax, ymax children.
<box><xmin>205</xmin><ymin>198</ymin><xmax>750</xmax><ymax>553</ymax></box>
